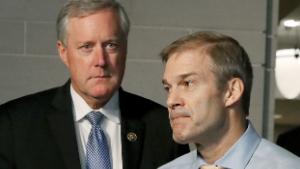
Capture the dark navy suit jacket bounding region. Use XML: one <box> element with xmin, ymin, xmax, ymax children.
<box><xmin>0</xmin><ymin>81</ymin><xmax>189</xmax><ymax>169</ymax></box>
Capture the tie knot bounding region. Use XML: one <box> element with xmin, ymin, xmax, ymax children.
<box><xmin>86</xmin><ymin>111</ymin><xmax>104</xmax><ymax>126</ymax></box>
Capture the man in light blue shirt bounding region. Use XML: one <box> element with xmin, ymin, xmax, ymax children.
<box><xmin>159</xmin><ymin>31</ymin><xmax>300</xmax><ymax>169</ymax></box>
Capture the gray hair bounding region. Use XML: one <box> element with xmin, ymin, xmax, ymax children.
<box><xmin>56</xmin><ymin>0</ymin><xmax>130</xmax><ymax>46</ymax></box>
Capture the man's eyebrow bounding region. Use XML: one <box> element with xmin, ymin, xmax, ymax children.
<box><xmin>77</xmin><ymin>41</ymin><xmax>93</xmax><ymax>45</ymax></box>
<box><xmin>162</xmin><ymin>72</ymin><xmax>199</xmax><ymax>85</ymax></box>
<box><xmin>177</xmin><ymin>72</ymin><xmax>198</xmax><ymax>79</ymax></box>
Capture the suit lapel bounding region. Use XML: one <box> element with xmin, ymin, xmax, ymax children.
<box><xmin>46</xmin><ymin>82</ymin><xmax>81</xmax><ymax>169</ymax></box>
<box><xmin>119</xmin><ymin>89</ymin><xmax>145</xmax><ymax>169</ymax></box>
<box><xmin>46</xmin><ymin>86</ymin><xmax>146</xmax><ymax>169</ymax></box>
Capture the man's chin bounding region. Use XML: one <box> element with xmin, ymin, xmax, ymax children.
<box><xmin>173</xmin><ymin>134</ymin><xmax>190</xmax><ymax>145</ymax></box>
<box><xmin>92</xmin><ymin>91</ymin><xmax>113</xmax><ymax>99</ymax></box>
<box><xmin>91</xmin><ymin>86</ymin><xmax>117</xmax><ymax>97</ymax></box>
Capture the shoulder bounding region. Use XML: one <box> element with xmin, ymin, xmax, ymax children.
<box><xmin>0</xmin><ymin>86</ymin><xmax>63</xmax><ymax>133</ymax></box>
<box><xmin>158</xmin><ymin>150</ymin><xmax>195</xmax><ymax>169</ymax></box>
<box><xmin>277</xmin><ymin>126</ymin><xmax>300</xmax><ymax>142</ymax></box>
<box><xmin>276</xmin><ymin>126</ymin><xmax>300</xmax><ymax>156</ymax></box>
<box><xmin>259</xmin><ymin>138</ymin><xmax>299</xmax><ymax>159</ymax></box>
<box><xmin>248</xmin><ymin>138</ymin><xmax>300</xmax><ymax>168</ymax></box>
<box><xmin>281</xmin><ymin>126</ymin><xmax>300</xmax><ymax>135</ymax></box>
<box><xmin>0</xmin><ymin>86</ymin><xmax>60</xmax><ymax>115</ymax></box>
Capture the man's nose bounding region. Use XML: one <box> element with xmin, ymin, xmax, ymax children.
<box><xmin>167</xmin><ymin>90</ymin><xmax>183</xmax><ymax>110</ymax></box>
<box><xmin>94</xmin><ymin>46</ymin><xmax>107</xmax><ymax>67</ymax></box>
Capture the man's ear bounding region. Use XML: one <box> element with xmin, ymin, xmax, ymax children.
<box><xmin>57</xmin><ymin>41</ymin><xmax>69</xmax><ymax>68</ymax></box>
<box><xmin>223</xmin><ymin>78</ymin><xmax>244</xmax><ymax>107</ymax></box>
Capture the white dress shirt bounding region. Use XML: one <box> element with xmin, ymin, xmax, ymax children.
<box><xmin>158</xmin><ymin>121</ymin><xmax>300</xmax><ymax>169</ymax></box>
<box><xmin>70</xmin><ymin>86</ymin><xmax>123</xmax><ymax>169</ymax></box>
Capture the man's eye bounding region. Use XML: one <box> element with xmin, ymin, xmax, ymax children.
<box><xmin>79</xmin><ymin>44</ymin><xmax>92</xmax><ymax>49</ymax></box>
<box><xmin>108</xmin><ymin>43</ymin><xmax>117</xmax><ymax>48</ymax></box>
<box><xmin>163</xmin><ymin>85</ymin><xmax>170</xmax><ymax>93</ymax></box>
<box><xmin>78</xmin><ymin>44</ymin><xmax>93</xmax><ymax>54</ymax></box>
<box><xmin>183</xmin><ymin>80</ymin><xmax>193</xmax><ymax>87</ymax></box>
<box><xmin>105</xmin><ymin>42</ymin><xmax>119</xmax><ymax>51</ymax></box>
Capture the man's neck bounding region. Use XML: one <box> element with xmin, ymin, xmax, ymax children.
<box><xmin>196</xmin><ymin>111</ymin><xmax>247</xmax><ymax>164</ymax></box>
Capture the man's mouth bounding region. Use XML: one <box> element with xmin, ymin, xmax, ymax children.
<box><xmin>169</xmin><ymin>109</ymin><xmax>191</xmax><ymax>120</ymax></box>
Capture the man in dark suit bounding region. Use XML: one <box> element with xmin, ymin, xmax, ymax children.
<box><xmin>277</xmin><ymin>126</ymin><xmax>300</xmax><ymax>157</ymax></box>
<box><xmin>0</xmin><ymin>0</ymin><xmax>189</xmax><ymax>169</ymax></box>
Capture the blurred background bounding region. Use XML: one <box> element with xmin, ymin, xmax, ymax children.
<box><xmin>275</xmin><ymin>0</ymin><xmax>300</xmax><ymax>139</ymax></box>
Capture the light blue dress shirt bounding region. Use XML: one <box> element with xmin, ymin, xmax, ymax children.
<box><xmin>158</xmin><ymin>121</ymin><xmax>300</xmax><ymax>169</ymax></box>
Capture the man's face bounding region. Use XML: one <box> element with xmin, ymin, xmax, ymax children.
<box><xmin>57</xmin><ymin>8</ymin><xmax>127</xmax><ymax>108</ymax></box>
<box><xmin>162</xmin><ymin>49</ymin><xmax>227</xmax><ymax>145</ymax></box>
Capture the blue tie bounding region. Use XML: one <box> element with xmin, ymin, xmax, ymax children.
<box><xmin>86</xmin><ymin>111</ymin><xmax>112</xmax><ymax>169</ymax></box>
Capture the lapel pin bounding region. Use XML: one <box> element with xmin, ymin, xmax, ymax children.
<box><xmin>127</xmin><ymin>132</ymin><xmax>137</xmax><ymax>142</ymax></box>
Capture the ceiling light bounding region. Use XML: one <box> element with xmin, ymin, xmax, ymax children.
<box><xmin>275</xmin><ymin>48</ymin><xmax>300</xmax><ymax>99</ymax></box>
<box><xmin>274</xmin><ymin>114</ymin><xmax>282</xmax><ymax>119</ymax></box>
<box><xmin>283</xmin><ymin>19</ymin><xmax>300</xmax><ymax>28</ymax></box>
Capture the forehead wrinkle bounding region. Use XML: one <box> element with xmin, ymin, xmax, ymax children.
<box><xmin>164</xmin><ymin>48</ymin><xmax>216</xmax><ymax>85</ymax></box>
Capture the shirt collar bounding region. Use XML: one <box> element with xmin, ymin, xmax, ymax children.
<box><xmin>70</xmin><ymin>85</ymin><xmax>121</xmax><ymax>124</ymax></box>
<box><xmin>194</xmin><ymin>121</ymin><xmax>261</xmax><ymax>169</ymax></box>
